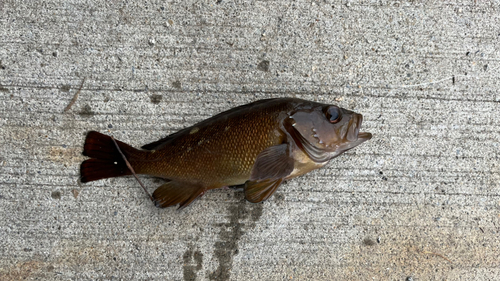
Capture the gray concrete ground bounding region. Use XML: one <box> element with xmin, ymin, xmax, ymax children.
<box><xmin>1</xmin><ymin>0</ymin><xmax>500</xmax><ymax>280</ymax></box>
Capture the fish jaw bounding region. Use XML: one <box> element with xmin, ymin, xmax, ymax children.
<box><xmin>331</xmin><ymin>131</ymin><xmax>372</xmax><ymax>157</ymax></box>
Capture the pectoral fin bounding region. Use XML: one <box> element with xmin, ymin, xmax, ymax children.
<box><xmin>244</xmin><ymin>178</ymin><xmax>283</xmax><ymax>203</ymax></box>
<box><xmin>152</xmin><ymin>181</ymin><xmax>204</xmax><ymax>209</ymax></box>
<box><xmin>250</xmin><ymin>144</ymin><xmax>294</xmax><ymax>181</ymax></box>
<box><xmin>244</xmin><ymin>144</ymin><xmax>294</xmax><ymax>203</ymax></box>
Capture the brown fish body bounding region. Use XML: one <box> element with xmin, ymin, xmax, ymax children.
<box><xmin>81</xmin><ymin>98</ymin><xmax>372</xmax><ymax>208</ymax></box>
<box><xmin>133</xmin><ymin>99</ymin><xmax>293</xmax><ymax>187</ymax></box>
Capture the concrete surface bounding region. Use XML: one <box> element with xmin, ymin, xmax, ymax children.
<box><xmin>1</xmin><ymin>0</ymin><xmax>500</xmax><ymax>280</ymax></box>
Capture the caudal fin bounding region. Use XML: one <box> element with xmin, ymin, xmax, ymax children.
<box><xmin>80</xmin><ymin>131</ymin><xmax>141</xmax><ymax>183</ymax></box>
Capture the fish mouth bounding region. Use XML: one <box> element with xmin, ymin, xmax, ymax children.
<box><xmin>339</xmin><ymin>130</ymin><xmax>372</xmax><ymax>154</ymax></box>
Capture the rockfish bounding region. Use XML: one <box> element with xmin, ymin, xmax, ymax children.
<box><xmin>80</xmin><ymin>98</ymin><xmax>372</xmax><ymax>208</ymax></box>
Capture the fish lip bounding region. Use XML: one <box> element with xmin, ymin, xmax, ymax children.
<box><xmin>346</xmin><ymin>114</ymin><xmax>372</xmax><ymax>144</ymax></box>
<box><xmin>346</xmin><ymin>114</ymin><xmax>363</xmax><ymax>142</ymax></box>
<box><xmin>355</xmin><ymin>114</ymin><xmax>372</xmax><ymax>141</ymax></box>
<box><xmin>358</xmin><ymin>132</ymin><xmax>372</xmax><ymax>140</ymax></box>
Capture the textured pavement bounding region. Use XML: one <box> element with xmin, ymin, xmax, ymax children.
<box><xmin>1</xmin><ymin>1</ymin><xmax>500</xmax><ymax>280</ymax></box>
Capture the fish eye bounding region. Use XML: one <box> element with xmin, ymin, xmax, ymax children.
<box><xmin>325</xmin><ymin>106</ymin><xmax>342</xmax><ymax>124</ymax></box>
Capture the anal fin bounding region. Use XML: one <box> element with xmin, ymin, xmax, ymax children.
<box><xmin>153</xmin><ymin>181</ymin><xmax>204</xmax><ymax>209</ymax></box>
<box><xmin>244</xmin><ymin>178</ymin><xmax>283</xmax><ymax>203</ymax></box>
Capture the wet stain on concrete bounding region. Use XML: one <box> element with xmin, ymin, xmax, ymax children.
<box><xmin>183</xmin><ymin>246</ymin><xmax>203</xmax><ymax>281</ymax></box>
<box><xmin>342</xmin><ymin>229</ymin><xmax>456</xmax><ymax>279</ymax></box>
<box><xmin>150</xmin><ymin>94</ymin><xmax>162</xmax><ymax>104</ymax></box>
<box><xmin>209</xmin><ymin>193</ymin><xmax>263</xmax><ymax>281</ymax></box>
<box><xmin>0</xmin><ymin>260</ymin><xmax>43</xmax><ymax>280</ymax></box>
<box><xmin>79</xmin><ymin>104</ymin><xmax>95</xmax><ymax>117</ymax></box>
<box><xmin>49</xmin><ymin>146</ymin><xmax>83</xmax><ymax>164</ymax></box>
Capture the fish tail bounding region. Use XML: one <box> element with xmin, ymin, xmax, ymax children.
<box><xmin>80</xmin><ymin>131</ymin><xmax>142</xmax><ymax>183</ymax></box>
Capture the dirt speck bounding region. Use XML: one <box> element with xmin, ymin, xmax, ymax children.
<box><xmin>79</xmin><ymin>104</ymin><xmax>95</xmax><ymax>117</ymax></box>
<box><xmin>51</xmin><ymin>191</ymin><xmax>61</xmax><ymax>199</ymax></box>
<box><xmin>72</xmin><ymin>189</ymin><xmax>80</xmax><ymax>199</ymax></box>
<box><xmin>60</xmin><ymin>85</ymin><xmax>71</xmax><ymax>92</ymax></box>
<box><xmin>363</xmin><ymin>238</ymin><xmax>376</xmax><ymax>246</ymax></box>
<box><xmin>257</xmin><ymin>60</ymin><xmax>270</xmax><ymax>72</ymax></box>
<box><xmin>172</xmin><ymin>80</ymin><xmax>182</xmax><ymax>89</ymax></box>
<box><xmin>150</xmin><ymin>94</ymin><xmax>162</xmax><ymax>104</ymax></box>
<box><xmin>273</xmin><ymin>192</ymin><xmax>285</xmax><ymax>203</ymax></box>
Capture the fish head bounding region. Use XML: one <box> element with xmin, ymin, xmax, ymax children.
<box><xmin>287</xmin><ymin>103</ymin><xmax>372</xmax><ymax>163</ymax></box>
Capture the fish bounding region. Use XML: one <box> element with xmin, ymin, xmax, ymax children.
<box><xmin>80</xmin><ymin>98</ymin><xmax>372</xmax><ymax>208</ymax></box>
